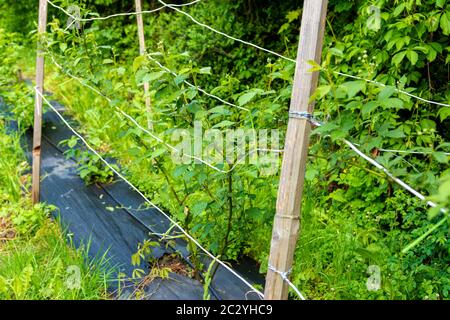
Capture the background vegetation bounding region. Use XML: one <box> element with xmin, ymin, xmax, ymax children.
<box><xmin>0</xmin><ymin>0</ymin><xmax>449</xmax><ymax>299</ymax></box>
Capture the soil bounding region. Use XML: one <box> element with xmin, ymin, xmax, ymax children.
<box><xmin>0</xmin><ymin>216</ymin><xmax>16</xmax><ymax>245</ymax></box>
<box><xmin>157</xmin><ymin>253</ymin><xmax>194</xmax><ymax>278</ymax></box>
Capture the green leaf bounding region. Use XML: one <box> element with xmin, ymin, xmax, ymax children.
<box><xmin>212</xmin><ymin>120</ymin><xmax>235</xmax><ymax>129</ymax></box>
<box><xmin>420</xmin><ymin>119</ymin><xmax>436</xmax><ymax>130</ymax></box>
<box><xmin>385</xmin><ymin>127</ymin><xmax>405</xmax><ymax>138</ymax></box>
<box><xmin>149</xmin><ymin>147</ymin><xmax>167</xmax><ymax>160</ymax></box>
<box><xmin>191</xmin><ymin>201</ymin><xmax>208</xmax><ymax>216</ymax></box>
<box><xmin>436</xmin><ymin>0</ymin><xmax>445</xmax><ymax>8</ymax></box>
<box><xmin>134</xmin><ymin>69</ymin><xmax>146</xmax><ymax>84</ymax></box>
<box><xmin>173</xmin><ymin>167</ymin><xmax>187</xmax><ymax>179</ymax></box>
<box><xmin>67</xmin><ymin>137</ymin><xmax>78</xmax><ymax>148</ymax></box>
<box><xmin>187</xmin><ymin>101</ymin><xmax>201</xmax><ymax>114</ymax></box>
<box><xmin>79</xmin><ymin>169</ymin><xmax>90</xmax><ymax>179</ymax></box>
<box><xmin>428</xmin><ymin>206</ymin><xmax>442</xmax><ymax>220</ymax></box>
<box><xmin>438</xmin><ymin>178</ymin><xmax>450</xmax><ymax>200</ymax></box>
<box><xmin>128</xmin><ymin>147</ymin><xmax>142</xmax><ymax>157</ymax></box>
<box><xmin>329</xmin><ymin>189</ymin><xmax>346</xmax><ymax>202</ymax></box>
<box><xmin>330</xmin><ymin>129</ymin><xmax>348</xmax><ymax>140</ymax></box>
<box><xmin>237</xmin><ymin>89</ymin><xmax>263</xmax><ymax>106</ymax></box>
<box><xmin>378</xmin><ymin>86</ymin><xmax>397</xmax><ymax>100</ymax></box>
<box><xmin>131</xmin><ymin>253</ymin><xmax>141</xmax><ymax>266</ymax></box>
<box><xmin>307</xmin><ymin>60</ymin><xmax>321</xmax><ymax>72</ymax></box>
<box><xmin>142</xmin><ymin>71</ymin><xmax>165</xmax><ymax>83</ymax></box>
<box><xmin>317</xmin><ymin>85</ymin><xmax>332</xmax><ymax>98</ymax></box>
<box><xmin>432</xmin><ymin>152</ymin><xmax>448</xmax><ymax>164</ymax></box>
<box><xmin>174</xmin><ymin>74</ymin><xmax>188</xmax><ymax>86</ymax></box>
<box><xmin>186</xmin><ymin>87</ymin><xmax>197</xmax><ymax>100</ymax></box>
<box><xmin>329</xmin><ymin>48</ymin><xmax>344</xmax><ymax>57</ymax></box>
<box><xmin>381</xmin><ymin>98</ymin><xmax>404</xmax><ymax>109</ymax></box>
<box><xmin>438</xmin><ymin>107</ymin><xmax>450</xmax><ymax>121</ymax></box>
<box><xmin>208</xmin><ymin>105</ymin><xmax>231</xmax><ymax>115</ymax></box>
<box><xmin>440</xmin><ymin>12</ymin><xmax>450</xmax><ymax>35</ymax></box>
<box><xmin>90</xmin><ymin>137</ymin><xmax>102</xmax><ymax>147</ymax></box>
<box><xmin>341</xmin><ymin>81</ymin><xmax>366</xmax><ymax>98</ymax></box>
<box><xmin>406</xmin><ymin>50</ymin><xmax>419</xmax><ymax>65</ymax></box>
<box><xmin>245</xmin><ymin>207</ymin><xmax>264</xmax><ymax>221</ymax></box>
<box><xmin>392</xmin><ymin>51</ymin><xmax>406</xmax><ymax>65</ymax></box>
<box><xmin>199</xmin><ymin>67</ymin><xmax>211</xmax><ymax>75</ymax></box>
<box><xmin>59</xmin><ymin>43</ymin><xmax>67</xmax><ymax>53</ymax></box>
<box><xmin>426</xmin><ymin>47</ymin><xmax>437</xmax><ymax>61</ymax></box>
<box><xmin>286</xmin><ymin>9</ymin><xmax>301</xmax><ymax>22</ymax></box>
<box><xmin>278</xmin><ymin>23</ymin><xmax>290</xmax><ymax>34</ymax></box>
<box><xmin>313</xmin><ymin>122</ymin><xmax>339</xmax><ymax>135</ymax></box>
<box><xmin>305</xmin><ymin>168</ymin><xmax>319</xmax><ymax>181</ymax></box>
<box><xmin>362</xmin><ymin>101</ymin><xmax>379</xmax><ymax>117</ymax></box>
<box><xmin>393</xmin><ymin>3</ymin><xmax>405</xmax><ymax>17</ymax></box>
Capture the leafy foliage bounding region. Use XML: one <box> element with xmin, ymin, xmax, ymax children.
<box><xmin>61</xmin><ymin>136</ymin><xmax>115</xmax><ymax>185</ymax></box>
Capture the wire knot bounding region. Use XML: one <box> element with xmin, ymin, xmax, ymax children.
<box><xmin>288</xmin><ymin>111</ymin><xmax>322</xmax><ymax>127</ymax></box>
<box><xmin>268</xmin><ymin>265</ymin><xmax>292</xmax><ymax>280</ymax></box>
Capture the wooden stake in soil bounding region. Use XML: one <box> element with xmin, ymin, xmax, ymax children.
<box><xmin>32</xmin><ymin>0</ymin><xmax>49</xmax><ymax>204</ymax></box>
<box><xmin>264</xmin><ymin>0</ymin><xmax>328</xmax><ymax>300</ymax></box>
<box><xmin>135</xmin><ymin>0</ymin><xmax>153</xmax><ymax>130</ymax></box>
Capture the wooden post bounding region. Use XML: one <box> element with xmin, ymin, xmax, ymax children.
<box><xmin>264</xmin><ymin>0</ymin><xmax>328</xmax><ymax>300</ymax></box>
<box><xmin>135</xmin><ymin>0</ymin><xmax>153</xmax><ymax>130</ymax></box>
<box><xmin>32</xmin><ymin>0</ymin><xmax>49</xmax><ymax>204</ymax></box>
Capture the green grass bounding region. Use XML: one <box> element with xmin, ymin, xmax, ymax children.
<box><xmin>0</xmin><ymin>120</ymin><xmax>113</xmax><ymax>300</ymax></box>
<box><xmin>0</xmin><ymin>222</ymin><xmax>113</xmax><ymax>299</ymax></box>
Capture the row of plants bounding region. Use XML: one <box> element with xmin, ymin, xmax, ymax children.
<box><xmin>1</xmin><ymin>0</ymin><xmax>449</xmax><ymax>299</ymax></box>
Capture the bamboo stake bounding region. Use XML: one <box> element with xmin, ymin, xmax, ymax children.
<box><xmin>264</xmin><ymin>0</ymin><xmax>328</xmax><ymax>300</ymax></box>
<box><xmin>32</xmin><ymin>0</ymin><xmax>49</xmax><ymax>204</ymax></box>
<box><xmin>135</xmin><ymin>0</ymin><xmax>153</xmax><ymax>130</ymax></box>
